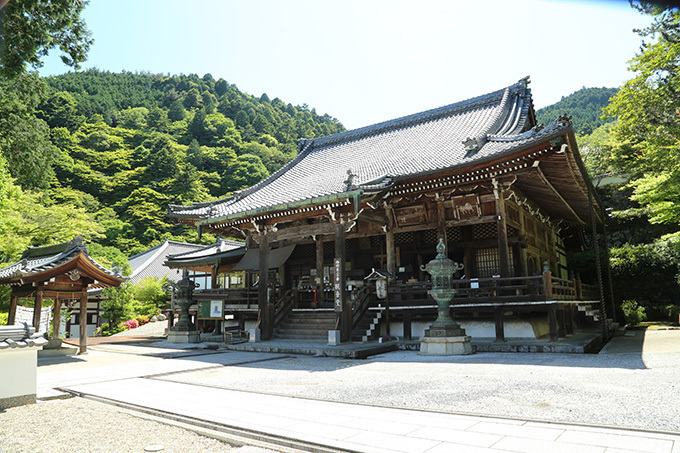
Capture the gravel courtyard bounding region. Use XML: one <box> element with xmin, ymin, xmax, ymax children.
<box><xmin>155</xmin><ymin>329</ymin><xmax>680</xmax><ymax>432</ymax></box>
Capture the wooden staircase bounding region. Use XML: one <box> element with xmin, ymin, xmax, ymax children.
<box><xmin>272</xmin><ymin>309</ymin><xmax>337</xmax><ymax>341</ymax></box>
<box><xmin>352</xmin><ymin>310</ymin><xmax>382</xmax><ymax>342</ymax></box>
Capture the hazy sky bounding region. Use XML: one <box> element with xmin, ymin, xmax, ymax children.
<box><xmin>39</xmin><ymin>0</ymin><xmax>651</xmax><ymax>130</ymax></box>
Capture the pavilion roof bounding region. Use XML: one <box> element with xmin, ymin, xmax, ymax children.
<box><xmin>164</xmin><ymin>238</ymin><xmax>245</xmax><ymax>269</ymax></box>
<box><xmin>168</xmin><ymin>77</ymin><xmax>544</xmax><ymax>223</ymax></box>
<box><xmin>0</xmin><ymin>237</ymin><xmax>124</xmax><ymax>289</ymax></box>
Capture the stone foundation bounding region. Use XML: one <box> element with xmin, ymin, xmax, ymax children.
<box><xmin>419</xmin><ymin>335</ymin><xmax>473</xmax><ymax>355</ymax></box>
<box><xmin>166</xmin><ymin>331</ymin><xmax>201</xmax><ymax>343</ymax></box>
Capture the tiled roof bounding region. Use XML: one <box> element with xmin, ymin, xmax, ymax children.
<box><xmin>0</xmin><ymin>237</ymin><xmax>123</xmax><ymax>283</ymax></box>
<box><xmin>0</xmin><ymin>323</ymin><xmax>48</xmax><ymax>350</ymax></box>
<box><xmin>128</xmin><ymin>240</ymin><xmax>205</xmax><ymax>284</ymax></box>
<box><xmin>168</xmin><ymin>77</ymin><xmax>564</xmax><ymax>223</ymax></box>
<box><xmin>164</xmin><ymin>238</ymin><xmax>246</xmax><ymax>267</ymax></box>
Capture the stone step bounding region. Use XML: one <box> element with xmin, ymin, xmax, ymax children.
<box><xmin>276</xmin><ymin>328</ymin><xmax>332</xmax><ymax>336</ymax></box>
<box><xmin>272</xmin><ymin>333</ymin><xmax>327</xmax><ymax>340</ymax></box>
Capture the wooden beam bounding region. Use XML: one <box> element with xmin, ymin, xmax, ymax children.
<box><xmin>359</xmin><ymin>211</ymin><xmax>389</xmax><ymax>226</ymax></box>
<box><xmin>52</xmin><ymin>300</ymin><xmax>62</xmax><ymax>340</ymax></box>
<box><xmin>534</xmin><ymin>164</ymin><xmax>586</xmax><ymax>224</ymax></box>
<box><xmin>264</xmin><ymin>221</ymin><xmax>336</xmax><ymax>242</ymax></box>
<box><xmin>385</xmin><ymin>205</ymin><xmax>396</xmax><ymax>276</ymax></box>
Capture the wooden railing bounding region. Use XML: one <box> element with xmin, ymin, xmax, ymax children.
<box><xmin>273</xmin><ymin>289</ymin><xmax>295</xmax><ymax>327</ymax></box>
<box><xmin>194</xmin><ymin>287</ymin><xmax>257</xmax><ymax>307</ymax></box>
<box><xmin>386</xmin><ymin>273</ymin><xmax>599</xmax><ymax>306</ymax></box>
<box><xmin>351</xmin><ymin>285</ymin><xmax>373</xmax><ymax>328</ymax></box>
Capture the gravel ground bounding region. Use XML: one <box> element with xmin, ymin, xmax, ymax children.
<box><xmin>155</xmin><ymin>337</ymin><xmax>680</xmax><ymax>432</ymax></box>
<box><xmin>111</xmin><ymin>319</ymin><xmax>168</xmax><ymax>337</ymax></box>
<box><xmin>0</xmin><ymin>397</ymin><xmax>278</xmax><ymax>453</ymax></box>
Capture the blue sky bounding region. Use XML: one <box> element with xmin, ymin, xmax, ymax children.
<box><xmin>39</xmin><ymin>0</ymin><xmax>651</xmax><ymax>130</ymax></box>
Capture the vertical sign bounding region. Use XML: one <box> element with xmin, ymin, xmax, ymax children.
<box><xmin>334</xmin><ymin>257</ymin><xmax>343</xmax><ymax>312</ymax></box>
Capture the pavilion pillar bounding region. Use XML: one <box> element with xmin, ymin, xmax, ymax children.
<box><xmin>52</xmin><ymin>299</ymin><xmax>62</xmax><ymax>339</ymax></box>
<box><xmin>79</xmin><ymin>291</ymin><xmax>88</xmax><ymax>354</ymax></box>
<box><xmin>8</xmin><ymin>294</ymin><xmax>18</xmax><ymax>325</ymax></box>
<box><xmin>493</xmin><ymin>179</ymin><xmax>510</xmax><ymax>277</ymax></box>
<box><xmin>334</xmin><ymin>221</ymin><xmax>350</xmax><ymax>342</ymax></box>
<box><xmin>33</xmin><ymin>288</ymin><xmax>44</xmax><ymax>332</ymax></box>
<box><xmin>258</xmin><ymin>232</ymin><xmax>271</xmax><ymax>340</ymax></box>
<box><xmin>316</xmin><ymin>235</ymin><xmax>324</xmax><ymax>293</ymax></box>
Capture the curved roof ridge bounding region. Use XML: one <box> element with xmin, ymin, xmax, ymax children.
<box><xmin>304</xmin><ymin>86</ymin><xmax>512</xmax><ymax>151</ymax></box>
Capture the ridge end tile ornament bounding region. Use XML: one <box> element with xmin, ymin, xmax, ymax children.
<box><xmin>419</xmin><ymin>239</ymin><xmax>473</xmax><ymax>355</ymax></box>
<box><xmin>167</xmin><ymin>270</ymin><xmax>201</xmax><ymax>343</ymax></box>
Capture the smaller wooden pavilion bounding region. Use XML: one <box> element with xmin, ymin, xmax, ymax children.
<box><xmin>0</xmin><ymin>237</ymin><xmax>125</xmax><ymax>353</ymax></box>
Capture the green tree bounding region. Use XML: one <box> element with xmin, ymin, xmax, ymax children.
<box><xmin>0</xmin><ymin>73</ymin><xmax>58</xmax><ymax>189</ymax></box>
<box><xmin>222</xmin><ymin>154</ymin><xmax>269</xmax><ymax>192</ymax></box>
<box><xmin>0</xmin><ymin>0</ymin><xmax>92</xmax><ymax>78</ymax></box>
<box><xmin>37</xmin><ymin>91</ymin><xmax>85</xmax><ymax>131</ymax></box>
<box><xmin>604</xmin><ymin>2</ymin><xmax>680</xmax><ymax>228</ymax></box>
<box><xmin>101</xmin><ymin>283</ymin><xmax>135</xmax><ymax>327</ymax></box>
<box><xmin>168</xmin><ymin>99</ymin><xmax>185</xmax><ymax>122</ymax></box>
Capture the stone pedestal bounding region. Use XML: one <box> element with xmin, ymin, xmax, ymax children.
<box><xmin>419</xmin><ymin>335</ymin><xmax>473</xmax><ymax>355</ymax></box>
<box><xmin>167</xmin><ymin>331</ymin><xmax>201</xmax><ymax>343</ymax></box>
<box><xmin>328</xmin><ymin>330</ymin><xmax>341</xmax><ymax>346</ymax></box>
<box><xmin>249</xmin><ymin>328</ymin><xmax>261</xmax><ymax>343</ymax></box>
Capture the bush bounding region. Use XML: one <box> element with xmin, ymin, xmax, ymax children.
<box><xmin>121</xmin><ymin>319</ymin><xmax>139</xmax><ymax>330</ymax></box>
<box><xmin>135</xmin><ymin>316</ymin><xmax>150</xmax><ymax>326</ymax></box>
<box><xmin>622</xmin><ymin>300</ymin><xmax>647</xmax><ymax>326</ymax></box>
<box><xmin>97</xmin><ymin>322</ymin><xmax>126</xmax><ymax>336</ymax></box>
<box><xmin>0</xmin><ymin>312</ymin><xmax>8</xmax><ymax>326</ymax></box>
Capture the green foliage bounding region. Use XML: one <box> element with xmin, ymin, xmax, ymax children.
<box><xmin>0</xmin><ymin>312</ymin><xmax>8</xmax><ymax>326</ymax></box>
<box><xmin>604</xmin><ymin>3</ymin><xmax>680</xmax><ymax>227</ymax></box>
<box><xmin>609</xmin><ymin>237</ymin><xmax>680</xmax><ymax>316</ymax></box>
<box><xmin>0</xmin><ymin>73</ymin><xmax>58</xmax><ymax>190</ymax></box>
<box><xmin>536</xmin><ymin>87</ymin><xmax>619</xmax><ymax>136</ymax></box>
<box><xmin>101</xmin><ymin>282</ymin><xmax>135</xmax><ymax>327</ymax></box>
<box><xmin>0</xmin><ymin>0</ymin><xmax>92</xmax><ymax>78</ymax></box>
<box><xmin>621</xmin><ymin>300</ymin><xmax>647</xmax><ymax>326</ymax></box>
<box><xmin>135</xmin><ymin>276</ymin><xmax>170</xmax><ymax>307</ymax></box>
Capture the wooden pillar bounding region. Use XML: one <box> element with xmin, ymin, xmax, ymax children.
<box><xmin>8</xmin><ymin>294</ymin><xmax>18</xmax><ymax>325</ymax></box>
<box><xmin>565</xmin><ymin>305</ymin><xmax>574</xmax><ymax>334</ymax></box>
<box><xmin>52</xmin><ymin>299</ymin><xmax>62</xmax><ymax>339</ymax></box>
<box><xmin>548</xmin><ymin>306</ymin><xmax>559</xmax><ymax>342</ymax></box>
<box><xmin>385</xmin><ymin>205</ymin><xmax>397</xmax><ymax>276</ymax></box>
<box><xmin>542</xmin><ymin>269</ymin><xmax>553</xmax><ymax>299</ymax></box>
<box><xmin>211</xmin><ymin>262</ymin><xmax>219</xmax><ymax>289</ymax></box>
<box><xmin>493</xmin><ymin>179</ymin><xmax>510</xmax><ymax>277</ymax></box>
<box><xmin>334</xmin><ymin>221</ymin><xmax>350</xmax><ymax>342</ymax></box>
<box><xmin>403</xmin><ymin>311</ymin><xmax>412</xmax><ymax>340</ymax></box>
<box><xmin>557</xmin><ymin>307</ymin><xmax>567</xmax><ymax>337</ymax></box>
<box><xmin>437</xmin><ymin>201</ymin><xmax>448</xmax><ymax>254</ymax></box>
<box><xmin>316</xmin><ymin>235</ymin><xmax>324</xmax><ymax>292</ymax></box>
<box><xmin>574</xmin><ymin>273</ymin><xmax>583</xmax><ymax>300</ymax></box>
<box><xmin>494</xmin><ymin>309</ymin><xmax>505</xmax><ymax>342</ymax></box>
<box><xmin>79</xmin><ymin>291</ymin><xmax>88</xmax><ymax>354</ymax></box>
<box><xmin>258</xmin><ymin>233</ymin><xmax>271</xmax><ymax>340</ymax></box>
<box><xmin>33</xmin><ymin>288</ymin><xmax>44</xmax><ymax>331</ymax></box>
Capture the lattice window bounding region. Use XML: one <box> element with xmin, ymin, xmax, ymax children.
<box><xmin>447</xmin><ymin>226</ymin><xmax>462</xmax><ymax>241</ymax></box>
<box><xmin>423</xmin><ymin>229</ymin><xmax>439</xmax><ymax>244</ymax></box>
<box><xmin>475</xmin><ymin>247</ymin><xmax>515</xmax><ymax>278</ymax></box>
<box><xmin>290</xmin><ymin>243</ymin><xmax>315</xmax><ymax>259</ymax></box>
<box><xmin>508</xmin><ymin>225</ymin><xmax>518</xmax><ymax>237</ymax></box>
<box><xmin>370</xmin><ymin>235</ymin><xmax>383</xmax><ymax>248</ymax></box>
<box><xmin>394</xmin><ymin>232</ymin><xmax>414</xmax><ymax>244</ymax></box>
<box><xmin>473</xmin><ymin>223</ymin><xmax>497</xmax><ymax>239</ymax></box>
<box><xmin>323</xmin><ymin>241</ymin><xmax>334</xmax><ymax>256</ymax></box>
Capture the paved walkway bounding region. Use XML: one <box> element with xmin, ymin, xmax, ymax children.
<box><xmin>63</xmin><ymin>377</ymin><xmax>679</xmax><ymax>453</ymax></box>
<box><xmin>35</xmin><ymin>338</ymin><xmax>680</xmax><ymax>453</ymax></box>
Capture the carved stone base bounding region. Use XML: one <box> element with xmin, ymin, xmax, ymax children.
<box><xmin>424</xmin><ymin>324</ymin><xmax>467</xmax><ymax>338</ymax></box>
<box><xmin>167</xmin><ymin>330</ymin><xmax>200</xmax><ymax>344</ymax></box>
<box><xmin>419</xmin><ymin>336</ymin><xmax>473</xmax><ymax>356</ymax></box>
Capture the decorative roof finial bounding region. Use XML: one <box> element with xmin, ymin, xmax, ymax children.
<box><xmin>344</xmin><ymin>169</ymin><xmax>357</xmax><ymax>191</ymax></box>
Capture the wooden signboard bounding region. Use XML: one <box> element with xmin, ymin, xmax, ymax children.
<box><xmin>198</xmin><ymin>300</ymin><xmax>223</xmax><ymax>319</ymax></box>
<box><xmin>334</xmin><ymin>258</ymin><xmax>343</xmax><ymax>313</ymax></box>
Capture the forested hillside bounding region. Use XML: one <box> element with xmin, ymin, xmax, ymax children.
<box><xmin>21</xmin><ymin>70</ymin><xmax>345</xmax><ymax>258</ymax></box>
<box><xmin>536</xmin><ymin>87</ymin><xmax>618</xmax><ymax>135</ymax></box>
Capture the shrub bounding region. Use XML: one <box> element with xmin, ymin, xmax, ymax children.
<box><xmin>135</xmin><ymin>316</ymin><xmax>150</xmax><ymax>326</ymax></box>
<box><xmin>622</xmin><ymin>300</ymin><xmax>647</xmax><ymax>326</ymax></box>
<box><xmin>121</xmin><ymin>319</ymin><xmax>139</xmax><ymax>330</ymax></box>
<box><xmin>97</xmin><ymin>322</ymin><xmax>126</xmax><ymax>336</ymax></box>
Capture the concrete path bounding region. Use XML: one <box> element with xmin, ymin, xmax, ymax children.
<box><xmin>63</xmin><ymin>376</ymin><xmax>680</xmax><ymax>453</ymax></box>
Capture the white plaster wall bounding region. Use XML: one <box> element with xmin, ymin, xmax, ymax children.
<box><xmin>0</xmin><ymin>349</ymin><xmax>37</xmax><ymax>399</ymax></box>
<box><xmin>68</xmin><ymin>324</ymin><xmax>97</xmax><ymax>338</ymax></box>
<box><xmin>385</xmin><ymin>318</ymin><xmax>546</xmax><ymax>339</ymax></box>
